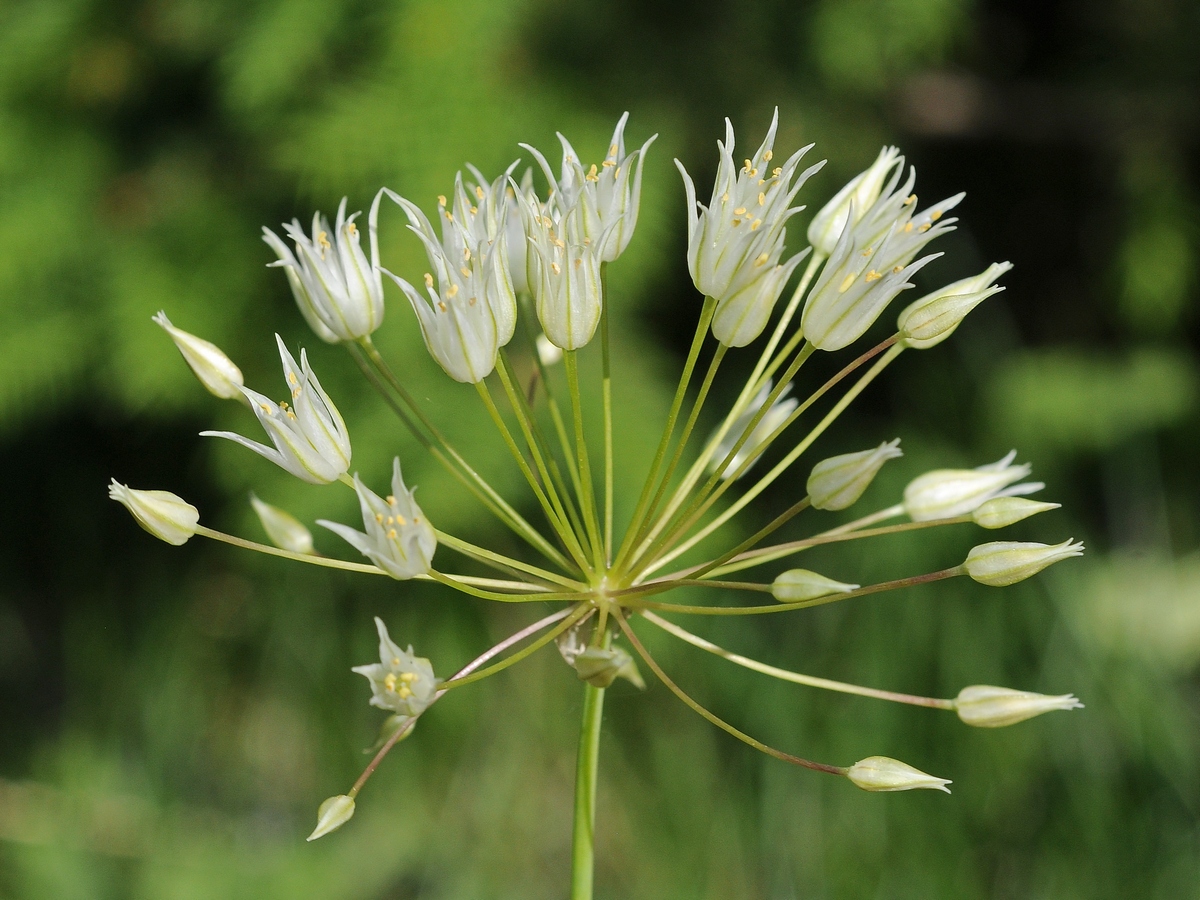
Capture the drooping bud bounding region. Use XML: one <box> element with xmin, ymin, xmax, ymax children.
<box><xmin>897</xmin><ymin>262</ymin><xmax>1012</xmax><ymax>350</ymax></box>
<box><xmin>772</xmin><ymin>569</ymin><xmax>860</xmax><ymax>603</ymax></box>
<box><xmin>351</xmin><ymin>617</ymin><xmax>440</xmax><ymax>716</ymax></box>
<box><xmin>806</xmin><ymin>146</ymin><xmax>902</xmax><ymax>255</ymax></box>
<box><xmin>307</xmin><ymin>795</ymin><xmax>355</xmax><ymax>841</ymax></box>
<box><xmin>954</xmin><ymin>685</ymin><xmax>1083</xmax><ymax>728</ymax></box>
<box><xmin>250</xmin><ymin>493</ymin><xmax>314</xmax><ymax>554</ymax></box>
<box><xmin>845</xmin><ymin>756</ymin><xmax>951</xmax><ymax>793</ymax></box>
<box><xmin>152</xmin><ymin>312</ymin><xmax>244</xmax><ymax>400</ymax></box>
<box><xmin>572</xmin><ymin>646</ymin><xmax>646</xmax><ymax>689</ymax></box>
<box><xmin>971</xmin><ymin>497</ymin><xmax>1061</xmax><ymax>529</ymax></box>
<box><xmin>903</xmin><ymin>451</ymin><xmax>1041</xmax><ymax>522</ymax></box>
<box><xmin>318</xmin><ymin>458</ymin><xmax>436</xmax><ymax>580</ymax></box>
<box><xmin>807</xmin><ymin>439</ymin><xmax>902</xmax><ymax>510</ymax></box>
<box><xmin>963</xmin><ymin>539</ymin><xmax>1084</xmax><ymax>587</ymax></box>
<box><xmin>108</xmin><ymin>481</ymin><xmax>199</xmax><ymax>546</ymax></box>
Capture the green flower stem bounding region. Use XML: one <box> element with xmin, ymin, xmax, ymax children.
<box><xmin>434</xmin><ymin>530</ymin><xmax>586</xmax><ymax>590</ymax></box>
<box><xmin>441</xmin><ymin>605</ymin><xmax>593</xmax><ymax>691</ymax></box>
<box><xmin>704</xmin><ymin>515</ymin><xmax>969</xmax><ymax>579</ymax></box>
<box><xmin>642</xmin><ymin>611</ymin><xmax>957</xmax><ymax>709</ymax></box>
<box><xmin>196</xmin><ymin>526</ymin><xmax>385</xmax><ymax>574</ymax></box>
<box><xmin>564</xmin><ymin>350</ymin><xmax>605</xmax><ymax>572</ymax></box>
<box><xmin>475</xmin><ymin>379</ymin><xmax>595</xmax><ymax>576</ymax></box>
<box><xmin>426</xmin><ymin>570</ymin><xmax>585</xmax><ymax>603</ymax></box>
<box><xmin>616</xmin><ymin>611</ymin><xmax>843</xmax><ymax>774</ymax></box>
<box><xmin>600</xmin><ymin>266</ymin><xmax>614</xmax><ymax>563</ymax></box>
<box><xmin>570</xmin><ymin>627</ymin><xmax>611</xmax><ymax>900</ymax></box>
<box><xmin>679</xmin><ymin>497</ymin><xmax>813</xmax><ymax>582</ymax></box>
<box><xmin>624</xmin><ymin>566</ymin><xmax>965</xmax><ymax>615</ymax></box>
<box><xmin>350</xmin><ymin>341</ymin><xmax>570</xmax><ymax>570</ymax></box>
<box><xmin>612</xmin><ymin>295</ymin><xmax>718</xmax><ymax>575</ymax></box>
<box><xmin>349</xmin><ymin>608</ymin><xmax>575</xmax><ymax>800</ymax></box>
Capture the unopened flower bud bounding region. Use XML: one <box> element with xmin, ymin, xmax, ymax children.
<box><xmin>807</xmin><ymin>439</ymin><xmax>902</xmax><ymax>510</ymax></box>
<box><xmin>572</xmin><ymin>646</ymin><xmax>645</xmax><ymax>689</ymax></box>
<box><xmin>772</xmin><ymin>569</ymin><xmax>860</xmax><ymax>603</ymax></box>
<box><xmin>971</xmin><ymin>497</ymin><xmax>1061</xmax><ymax>529</ymax></box>
<box><xmin>807</xmin><ymin>146</ymin><xmax>902</xmax><ymax>255</ymax></box>
<box><xmin>954</xmin><ymin>684</ymin><xmax>1083</xmax><ymax>728</ymax></box>
<box><xmin>250</xmin><ymin>493</ymin><xmax>314</xmax><ymax>554</ymax></box>
<box><xmin>152</xmin><ymin>311</ymin><xmax>244</xmax><ymax>400</ymax></box>
<box><xmin>964</xmin><ymin>539</ymin><xmax>1084</xmax><ymax>587</ymax></box>
<box><xmin>108</xmin><ymin>481</ymin><xmax>199</xmax><ymax>546</ymax></box>
<box><xmin>536</xmin><ymin>333</ymin><xmax>563</xmax><ymax>366</ymax></box>
<box><xmin>845</xmin><ymin>756</ymin><xmax>951</xmax><ymax>793</ymax></box>
<box><xmin>351</xmin><ymin>617</ymin><xmax>440</xmax><ymax>716</ymax></box>
<box><xmin>903</xmin><ymin>451</ymin><xmax>1040</xmax><ymax>522</ymax></box>
<box><xmin>897</xmin><ymin>262</ymin><xmax>1011</xmax><ymax>350</ymax></box>
<box><xmin>307</xmin><ymin>794</ymin><xmax>355</xmax><ymax>841</ymax></box>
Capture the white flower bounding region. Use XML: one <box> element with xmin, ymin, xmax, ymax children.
<box><xmin>801</xmin><ymin>161</ymin><xmax>964</xmax><ymax>351</ymax></box>
<box><xmin>846</xmin><ymin>757</ymin><xmax>951</xmax><ymax>793</ymax></box>
<box><xmin>971</xmin><ymin>497</ymin><xmax>1061</xmax><ymax>529</ymax></box>
<box><xmin>806</xmin><ymin>146</ymin><xmax>903</xmax><ymax>255</ymax></box>
<box><xmin>897</xmin><ymin>262</ymin><xmax>1012</xmax><ymax>350</ymax></box>
<box><xmin>318</xmin><ymin>458</ymin><xmax>436</xmax><ymax>579</ymax></box>
<box><xmin>152</xmin><ymin>311</ymin><xmax>244</xmax><ymax>400</ymax></box>
<box><xmin>351</xmin><ymin>616</ymin><xmax>439</xmax><ymax>716</ymax></box>
<box><xmin>954</xmin><ymin>685</ymin><xmax>1083</xmax><ymax>728</ymax></box>
<box><xmin>807</xmin><ymin>438</ymin><xmax>902</xmax><ymax>510</ymax></box>
<box><xmin>519</xmin><ymin>194</ymin><xmax>605</xmax><ymax>350</ymax></box>
<box><xmin>383</xmin><ymin>188</ymin><xmax>516</xmax><ymax>382</ymax></box>
<box><xmin>262</xmin><ymin>195</ymin><xmax>386</xmax><ymax>343</ymax></box>
<box><xmin>772</xmin><ymin>569</ymin><xmax>860</xmax><ymax>603</ymax></box>
<box><xmin>524</xmin><ymin>112</ymin><xmax>657</xmax><ymax>263</ymax></box>
<box><xmin>708</xmin><ymin>380</ymin><xmax>798</xmax><ymax>480</ymax></box>
<box><xmin>202</xmin><ymin>335</ymin><xmax>351</xmax><ymax>484</ymax></box>
<box><xmin>108</xmin><ymin>481</ymin><xmax>199</xmax><ymax>546</ymax></box>
<box><xmin>963</xmin><ymin>538</ymin><xmax>1085</xmax><ymax>587</ymax></box>
<box><xmin>677</xmin><ymin>109</ymin><xmax>823</xmax><ymax>347</ymax></box>
<box><xmin>250</xmin><ymin>493</ymin><xmax>314</xmax><ymax>554</ymax></box>
<box><xmin>903</xmin><ymin>451</ymin><xmax>1042</xmax><ymax>522</ymax></box>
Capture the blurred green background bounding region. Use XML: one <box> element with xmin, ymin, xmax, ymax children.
<box><xmin>2</xmin><ymin>0</ymin><xmax>1198</xmax><ymax>897</ymax></box>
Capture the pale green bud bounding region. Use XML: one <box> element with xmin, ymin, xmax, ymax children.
<box><xmin>108</xmin><ymin>481</ymin><xmax>199</xmax><ymax>546</ymax></box>
<box><xmin>846</xmin><ymin>756</ymin><xmax>951</xmax><ymax>793</ymax></box>
<box><xmin>807</xmin><ymin>438</ymin><xmax>902</xmax><ymax>510</ymax></box>
<box><xmin>806</xmin><ymin>146</ymin><xmax>902</xmax><ymax>255</ymax></box>
<box><xmin>971</xmin><ymin>497</ymin><xmax>1061</xmax><ymax>529</ymax></box>
<box><xmin>572</xmin><ymin>646</ymin><xmax>646</xmax><ymax>689</ymax></box>
<box><xmin>897</xmin><ymin>262</ymin><xmax>1012</xmax><ymax>349</ymax></box>
<box><xmin>903</xmin><ymin>451</ymin><xmax>1040</xmax><ymax>522</ymax></box>
<box><xmin>307</xmin><ymin>794</ymin><xmax>355</xmax><ymax>841</ymax></box>
<box><xmin>964</xmin><ymin>539</ymin><xmax>1084</xmax><ymax>587</ymax></box>
<box><xmin>152</xmin><ymin>311</ymin><xmax>244</xmax><ymax>400</ymax></box>
<box><xmin>351</xmin><ymin>617</ymin><xmax>440</xmax><ymax>716</ymax></box>
<box><xmin>954</xmin><ymin>684</ymin><xmax>1083</xmax><ymax>728</ymax></box>
<box><xmin>250</xmin><ymin>493</ymin><xmax>314</xmax><ymax>554</ymax></box>
<box><xmin>772</xmin><ymin>569</ymin><xmax>859</xmax><ymax>603</ymax></box>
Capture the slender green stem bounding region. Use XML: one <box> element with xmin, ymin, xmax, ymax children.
<box><xmin>426</xmin><ymin>570</ymin><xmax>584</xmax><ymax>603</ymax></box>
<box><xmin>196</xmin><ymin>526</ymin><xmax>384</xmax><ymax>574</ymax></box>
<box><xmin>642</xmin><ymin>612</ymin><xmax>956</xmax><ymax>709</ymax></box>
<box><xmin>564</xmin><ymin>350</ymin><xmax>605</xmax><ymax>571</ymax></box>
<box><xmin>435</xmin><ymin>530</ymin><xmax>585</xmax><ymax>590</ymax></box>
<box><xmin>613</xmin><ymin>295</ymin><xmax>717</xmax><ymax>574</ymax></box>
<box><xmin>570</xmin><ymin>627</ymin><xmax>611</xmax><ymax>900</ymax></box>
<box><xmin>441</xmin><ymin>605</ymin><xmax>593</xmax><ymax>691</ymax></box>
<box><xmin>600</xmin><ymin>266</ymin><xmax>614</xmax><ymax>564</ymax></box>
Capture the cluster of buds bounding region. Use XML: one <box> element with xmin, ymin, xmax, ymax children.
<box><xmin>108</xmin><ymin>109</ymin><xmax>1087</xmax><ymax>861</ymax></box>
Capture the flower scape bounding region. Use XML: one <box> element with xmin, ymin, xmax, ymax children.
<box><xmin>110</xmin><ymin>110</ymin><xmax>1085</xmax><ymax>892</ymax></box>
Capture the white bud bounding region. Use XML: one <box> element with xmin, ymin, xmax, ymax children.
<box><xmin>806</xmin><ymin>146</ymin><xmax>902</xmax><ymax>255</ymax></box>
<box><xmin>152</xmin><ymin>312</ymin><xmax>244</xmax><ymax>400</ymax></box>
<box><xmin>845</xmin><ymin>756</ymin><xmax>951</xmax><ymax>793</ymax></box>
<box><xmin>955</xmin><ymin>684</ymin><xmax>1083</xmax><ymax>728</ymax></box>
<box><xmin>903</xmin><ymin>451</ymin><xmax>1040</xmax><ymax>522</ymax></box>
<box><xmin>108</xmin><ymin>481</ymin><xmax>199</xmax><ymax>546</ymax></box>
<box><xmin>772</xmin><ymin>569</ymin><xmax>860</xmax><ymax>603</ymax></box>
<box><xmin>807</xmin><ymin>439</ymin><xmax>902</xmax><ymax>510</ymax></box>
<box><xmin>897</xmin><ymin>262</ymin><xmax>1011</xmax><ymax>349</ymax></box>
<box><xmin>971</xmin><ymin>497</ymin><xmax>1061</xmax><ymax>529</ymax></box>
<box><xmin>351</xmin><ymin>617</ymin><xmax>440</xmax><ymax>716</ymax></box>
<box><xmin>250</xmin><ymin>493</ymin><xmax>314</xmax><ymax>554</ymax></box>
<box><xmin>307</xmin><ymin>794</ymin><xmax>355</xmax><ymax>841</ymax></box>
<box><xmin>964</xmin><ymin>539</ymin><xmax>1084</xmax><ymax>587</ymax></box>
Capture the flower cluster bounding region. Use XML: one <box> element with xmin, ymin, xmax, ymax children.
<box><xmin>111</xmin><ymin>110</ymin><xmax>1084</xmax><ymax>876</ymax></box>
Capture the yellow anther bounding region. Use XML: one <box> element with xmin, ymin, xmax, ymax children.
<box><xmin>903</xmin><ymin>222</ymin><xmax>914</xmax><ymax>233</ymax></box>
<box><xmin>287</xmin><ymin>371</ymin><xmax>298</xmax><ymax>385</ymax></box>
<box><xmin>412</xmin><ymin>516</ymin><xmax>421</xmax><ymax>524</ymax></box>
<box><xmin>387</xmin><ymin>528</ymin><xmax>397</xmax><ymax>539</ymax></box>
<box><xmin>865</xmin><ymin>270</ymin><xmax>883</xmax><ymax>282</ymax></box>
<box><xmin>574</xmin><ymin>258</ymin><xmax>582</xmax><ymax>269</ymax></box>
<box><xmin>551</xmin><ymin>262</ymin><xmax>561</xmax><ymax>275</ymax></box>
<box><xmin>758</xmin><ymin>192</ymin><xmax>766</xmax><ymax>206</ymax></box>
<box><xmin>754</xmin><ymin>252</ymin><xmax>770</xmax><ymax>266</ymax></box>
<box><xmin>292</xmin><ymin>387</ymin><xmax>301</xmax><ymax>399</ymax></box>
<box><xmin>460</xmin><ymin>266</ymin><xmax>471</xmax><ymax>278</ymax></box>
<box><xmin>892</xmin><ymin>265</ymin><xmax>904</xmax><ymax>274</ymax></box>
<box><xmin>463</xmin><ymin>247</ymin><xmax>471</xmax><ymax>261</ymax></box>
<box><xmin>260</xmin><ymin>403</ymin><xmax>273</xmax><ymax>414</ymax></box>
<box><xmin>399</xmin><ymin>671</ymin><xmax>416</xmax><ymax>683</ymax></box>
<box><xmin>424</xmin><ymin>272</ymin><xmax>434</xmax><ymax>288</ymax></box>
<box><xmin>763</xmin><ymin>149</ymin><xmax>773</xmax><ymax>162</ymax></box>
<box><xmin>286</xmin><ymin>410</ymin><xmax>296</xmax><ymax>420</ymax></box>
<box><xmin>554</xmin><ymin>238</ymin><xmax>565</xmax><ymax>249</ymax></box>
<box><xmin>384</xmin><ymin>673</ymin><xmax>397</xmax><ymax>692</ymax></box>
<box><xmin>279</xmin><ymin>401</ymin><xmax>289</xmax><ymax>410</ymax></box>
<box><xmin>586</xmin><ymin>164</ymin><xmax>599</xmax><ymax>182</ymax></box>
<box><xmin>905</xmin><ymin>194</ymin><xmax>917</xmax><ymax>205</ymax></box>
<box><xmin>614</xmin><ymin>166</ymin><xmax>621</xmax><ymax>179</ymax></box>
<box><xmin>749</xmin><ymin>167</ymin><xmax>758</xmax><ymax>178</ymax></box>
<box><xmin>601</xmin><ymin>159</ymin><xmax>615</xmax><ymax>167</ymax></box>
<box><xmin>391</xmin><ymin>657</ymin><xmax>400</xmax><ymax>666</ymax></box>
<box><xmin>396</xmin><ymin>685</ymin><xmax>412</xmax><ymax>699</ymax></box>
<box><xmin>395</xmin><ymin>514</ymin><xmax>407</xmax><ymax>526</ymax></box>
<box><xmin>444</xmin><ymin>210</ymin><xmax>454</xmax><ymax>222</ymax></box>
<box><xmin>468</xmin><ymin>296</ymin><xmax>477</xmax><ymax>305</ymax></box>
<box><xmin>446</xmin><ymin>284</ymin><xmax>459</xmax><ymax>298</ymax></box>
<box><xmin>930</xmin><ymin>210</ymin><xmax>943</xmax><ymax>221</ymax></box>
<box><xmin>731</xmin><ymin>218</ymin><xmax>742</xmax><ymax>226</ymax></box>
<box><xmin>862</xmin><ymin>247</ymin><xmax>873</xmax><ymax>257</ymax></box>
<box><xmin>317</xmin><ymin>230</ymin><xmax>330</xmax><ymax>249</ymax></box>
<box><xmin>474</xmin><ymin>185</ymin><xmax>485</xmax><ymax>200</ymax></box>
<box><xmin>346</xmin><ymin>221</ymin><xmax>357</xmax><ymax>236</ymax></box>
<box><xmin>609</xmin><ymin>143</ymin><xmax>618</xmax><ymax>157</ymax></box>
<box><xmin>437</xmin><ymin>195</ymin><xmax>447</xmax><ymax>206</ymax></box>
<box><xmin>750</xmin><ymin>219</ymin><xmax>761</xmax><ymax>230</ymax></box>
<box><xmin>918</xmin><ymin>222</ymin><xmax>931</xmax><ymax>232</ymax></box>
<box><xmin>386</xmin><ymin>495</ymin><xmax>396</xmax><ymax>505</ymax></box>
<box><xmin>438</xmin><ymin>301</ymin><xmax>447</xmax><ymax>312</ymax></box>
<box><xmin>375</xmin><ymin>513</ymin><xmax>384</xmax><ymax>523</ymax></box>
<box><xmin>720</xmin><ymin>192</ymin><xmax>730</xmax><ymax>204</ymax></box>
<box><xmin>838</xmin><ymin>273</ymin><xmax>856</xmax><ymax>292</ymax></box>
<box><xmin>743</xmin><ymin>158</ymin><xmax>753</xmax><ymax>171</ymax></box>
<box><xmin>734</xmin><ymin>206</ymin><xmax>747</xmax><ymax>216</ymax></box>
<box><xmin>772</xmin><ymin>166</ymin><xmax>782</xmax><ymax>177</ymax></box>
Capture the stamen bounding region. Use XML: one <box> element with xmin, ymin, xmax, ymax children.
<box><xmin>838</xmin><ymin>273</ymin><xmax>856</xmax><ymax>292</ymax></box>
<box><xmin>437</xmin><ymin>195</ymin><xmax>447</xmax><ymax>207</ymax></box>
<box><xmin>602</xmin><ymin>159</ymin><xmax>615</xmax><ymax>167</ymax></box>
<box><xmin>758</xmin><ymin>192</ymin><xmax>766</xmax><ymax>206</ymax></box>
<box><xmin>586</xmin><ymin>164</ymin><xmax>599</xmax><ymax>182</ymax></box>
<box><xmin>763</xmin><ymin>149</ymin><xmax>773</xmax><ymax>161</ymax></box>
<box><xmin>446</xmin><ymin>284</ymin><xmax>459</xmax><ymax>298</ymax></box>
<box><xmin>375</xmin><ymin>513</ymin><xmax>384</xmax><ymax>523</ymax></box>
<box><xmin>292</xmin><ymin>387</ymin><xmax>301</xmax><ymax>399</ymax></box>
<box><xmin>387</xmin><ymin>528</ymin><xmax>397</xmax><ymax>539</ymax></box>
<box><xmin>474</xmin><ymin>185</ymin><xmax>485</xmax><ymax>200</ymax></box>
<box><xmin>386</xmin><ymin>495</ymin><xmax>396</xmax><ymax>505</ymax></box>
<box><xmin>772</xmin><ymin>166</ymin><xmax>782</xmax><ymax>177</ymax></box>
<box><xmin>346</xmin><ymin>221</ymin><xmax>357</xmax><ymax>237</ymax></box>
<box><xmin>754</xmin><ymin>253</ymin><xmax>769</xmax><ymax>266</ymax></box>
<box><xmin>930</xmin><ymin>210</ymin><xmax>943</xmax><ymax>221</ymax></box>
<box><xmin>750</xmin><ymin>219</ymin><xmax>761</xmax><ymax>230</ymax></box>
<box><xmin>437</xmin><ymin>301</ymin><xmax>447</xmax><ymax>312</ymax></box>
<box><xmin>743</xmin><ymin>159</ymin><xmax>753</xmax><ymax>172</ymax></box>
<box><xmin>317</xmin><ymin>231</ymin><xmax>331</xmax><ymax>250</ymax></box>
<box><xmin>893</xmin><ymin>265</ymin><xmax>904</xmax><ymax>274</ymax></box>
<box><xmin>551</xmin><ymin>262</ymin><xmax>561</xmax><ymax>275</ymax></box>
<box><xmin>734</xmin><ymin>207</ymin><xmax>747</xmax><ymax>216</ymax></box>
<box><xmin>905</xmin><ymin>194</ymin><xmax>917</xmax><ymax>205</ymax></box>
<box><xmin>574</xmin><ymin>258</ymin><xmax>582</xmax><ymax>269</ymax></box>
<box><xmin>903</xmin><ymin>222</ymin><xmax>914</xmax><ymax>233</ymax></box>
<box><xmin>918</xmin><ymin>222</ymin><xmax>932</xmax><ymax>232</ymax></box>
<box><xmin>609</xmin><ymin>143</ymin><xmax>618</xmax><ymax>157</ymax></box>
<box><xmin>460</xmin><ymin>266</ymin><xmax>471</xmax><ymax>278</ymax></box>
<box><xmin>731</xmin><ymin>218</ymin><xmax>742</xmax><ymax>226</ymax></box>
<box><xmin>260</xmin><ymin>403</ymin><xmax>273</xmax><ymax>414</ymax></box>
<box><xmin>721</xmin><ymin>192</ymin><xmax>730</xmax><ymax>203</ymax></box>
<box><xmin>865</xmin><ymin>270</ymin><xmax>883</xmax><ymax>282</ymax></box>
<box><xmin>424</xmin><ymin>272</ymin><xmax>434</xmax><ymax>288</ymax></box>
